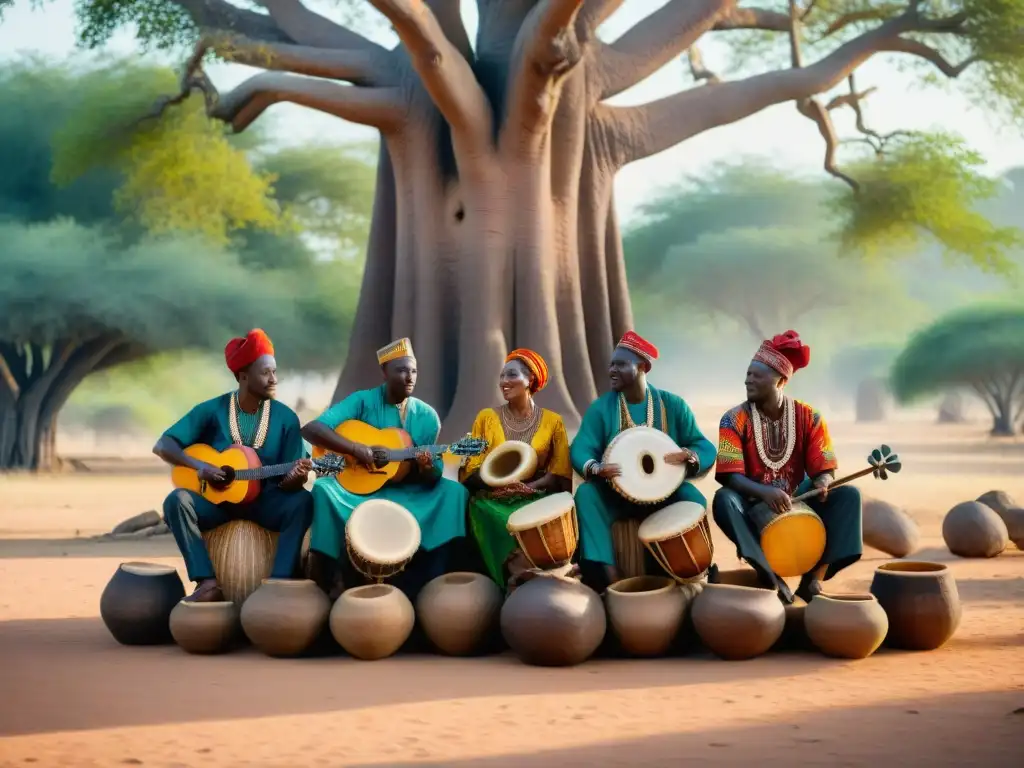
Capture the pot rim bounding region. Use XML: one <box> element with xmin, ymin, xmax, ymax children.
<box><xmin>175</xmin><ymin>599</ymin><xmax>237</xmax><ymax>609</ymax></box>
<box><xmin>345</xmin><ymin>583</ymin><xmax>399</xmax><ymax>599</ymax></box>
<box><xmin>607</xmin><ymin>575</ymin><xmax>677</xmax><ymax>596</ymax></box>
<box><xmin>811</xmin><ymin>593</ymin><xmax>877</xmax><ymax>604</ymax></box>
<box><xmin>260</xmin><ymin>578</ymin><xmax>317</xmax><ymax>586</ymax></box>
<box><xmin>120</xmin><ymin>562</ymin><xmax>177</xmax><ymax>576</ymax></box>
<box><xmin>875</xmin><ymin>561</ymin><xmax>949</xmax><ymax>576</ymax></box>
<box><xmin>438</xmin><ymin>572</ymin><xmax>483</xmax><ymax>586</ymax></box>
<box><xmin>701</xmin><ymin>582</ymin><xmax>775</xmax><ymax>594</ymax></box>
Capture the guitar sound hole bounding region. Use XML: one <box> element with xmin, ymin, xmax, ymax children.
<box><xmin>641</xmin><ymin>454</ymin><xmax>655</xmax><ymax>476</ymax></box>
<box><xmin>212</xmin><ymin>466</ymin><xmax>235</xmax><ymax>488</ymax></box>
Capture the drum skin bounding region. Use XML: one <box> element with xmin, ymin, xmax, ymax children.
<box><xmin>346</xmin><ymin>500</ymin><xmax>421</xmax><ymax>580</ymax></box>
<box><xmin>603</xmin><ymin>427</ymin><xmax>686</xmax><ymax>505</ymax></box>
<box><xmin>479</xmin><ymin>441</ymin><xmax>539</xmax><ymax>487</ymax></box>
<box><xmin>758</xmin><ymin>502</ymin><xmax>826</xmax><ymax>577</ymax></box>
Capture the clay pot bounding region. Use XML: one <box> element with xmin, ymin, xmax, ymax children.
<box><xmin>330</xmin><ymin>584</ymin><xmax>415</xmax><ymax>660</ymax></box>
<box><xmin>775</xmin><ymin>597</ymin><xmax>810</xmax><ymax>651</ymax></box>
<box><xmin>604</xmin><ymin>576</ymin><xmax>693</xmax><ymax>657</ymax></box>
<box><xmin>714</xmin><ymin>567</ymin><xmax>764</xmax><ymax>589</ymax></box>
<box><xmin>976</xmin><ymin>491</ymin><xmax>1024</xmax><ymax>547</ymax></box>
<box><xmin>1003</xmin><ymin>508</ymin><xmax>1024</xmax><ymax>549</ymax></box>
<box><xmin>691</xmin><ymin>583</ymin><xmax>785</xmax><ymax>660</ymax></box>
<box><xmin>99</xmin><ymin>562</ymin><xmax>185</xmax><ymax>645</ymax></box>
<box><xmin>976</xmin><ymin>490</ymin><xmax>1016</xmax><ymax>518</ymax></box>
<box><xmin>869</xmin><ymin>561</ymin><xmax>961</xmax><ymax>650</ymax></box>
<box><xmin>862</xmin><ymin>499</ymin><xmax>920</xmax><ymax>558</ymax></box>
<box><xmin>416</xmin><ymin>572</ymin><xmax>502</xmax><ymax>656</ymax></box>
<box><xmin>169</xmin><ymin>600</ymin><xmax>240</xmax><ymax>654</ymax></box>
<box><xmin>500</xmin><ymin>576</ymin><xmax>606</xmax><ymax>666</ymax></box>
<box><xmin>805</xmin><ymin>594</ymin><xmax>888</xmax><ymax>659</ymax></box>
<box><xmin>203</xmin><ymin>520</ymin><xmax>279</xmax><ymax>604</ymax></box>
<box><xmin>942</xmin><ymin>501</ymin><xmax>1008</xmax><ymax>558</ymax></box>
<box><xmin>240</xmin><ymin>578</ymin><xmax>329</xmax><ymax>657</ymax></box>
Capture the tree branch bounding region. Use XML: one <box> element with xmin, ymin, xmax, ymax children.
<box><xmin>576</xmin><ymin>0</ymin><xmax>624</xmax><ymax>39</ymax></box>
<box><xmin>597</xmin><ymin>0</ymin><xmax>733</xmax><ymax>100</ymax></box>
<box><xmin>367</xmin><ymin>0</ymin><xmax>493</xmax><ymax>163</ymax></box>
<box><xmin>167</xmin><ymin>0</ymin><xmax>294</xmax><ymax>43</ymax></box>
<box><xmin>255</xmin><ymin>0</ymin><xmax>385</xmax><ymax>52</ymax></box>
<box><xmin>712</xmin><ymin>6</ymin><xmax>790</xmax><ymax>32</ymax></box>
<box><xmin>882</xmin><ymin>38</ymin><xmax>979</xmax><ymax>77</ymax></box>
<box><xmin>506</xmin><ymin>0</ymin><xmax>586</xmax><ymax>146</ymax></box>
<box><xmin>797</xmin><ymin>98</ymin><xmax>860</xmax><ymax>190</ymax></box>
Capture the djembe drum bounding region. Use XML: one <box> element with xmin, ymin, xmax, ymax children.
<box><xmin>603</xmin><ymin>426</ymin><xmax>687</xmax><ymax>506</ymax></box>
<box><xmin>479</xmin><ymin>440</ymin><xmax>539</xmax><ymax>487</ymax></box>
<box><xmin>505</xmin><ymin>491</ymin><xmax>578</xmax><ymax>570</ymax></box>
<box><xmin>345</xmin><ymin>499</ymin><xmax>422</xmax><ymax>582</ymax></box>
<box><xmin>638</xmin><ymin>500</ymin><xmax>714</xmax><ymax>582</ymax></box>
<box><xmin>750</xmin><ymin>501</ymin><xmax>826</xmax><ymax>577</ymax></box>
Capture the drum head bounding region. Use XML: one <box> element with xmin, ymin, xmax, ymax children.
<box><xmin>638</xmin><ymin>501</ymin><xmax>706</xmax><ymax>543</ymax></box>
<box><xmin>347</xmin><ymin>500</ymin><xmax>422</xmax><ymax>564</ymax></box>
<box><xmin>121</xmin><ymin>562</ymin><xmax>177</xmax><ymax>576</ymax></box>
<box><xmin>480</xmin><ymin>440</ymin><xmax>538</xmax><ymax>487</ymax></box>
<box><xmin>605</xmin><ymin>427</ymin><xmax>686</xmax><ymax>503</ymax></box>
<box><xmin>761</xmin><ymin>508</ymin><xmax>826</xmax><ymax>577</ymax></box>
<box><xmin>506</xmin><ymin>491</ymin><xmax>575</xmax><ymax>531</ymax></box>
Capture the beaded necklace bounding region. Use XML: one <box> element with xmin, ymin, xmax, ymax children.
<box><xmin>229</xmin><ymin>392</ymin><xmax>270</xmax><ymax>450</ymax></box>
<box><xmin>618</xmin><ymin>387</ymin><xmax>654</xmax><ymax>431</ymax></box>
<box><xmin>750</xmin><ymin>396</ymin><xmax>796</xmax><ymax>472</ymax></box>
<box><xmin>499</xmin><ymin>401</ymin><xmax>542</xmax><ymax>445</ymax></box>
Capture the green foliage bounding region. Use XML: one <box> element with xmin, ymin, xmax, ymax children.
<box><xmin>890</xmin><ymin>303</ymin><xmax>1024</xmax><ymax>402</ymax></box>
<box><xmin>75</xmin><ymin>0</ymin><xmax>197</xmax><ymax>51</ymax></box>
<box><xmin>831</xmin><ymin>133</ymin><xmax>1022</xmax><ymax>272</ymax></box>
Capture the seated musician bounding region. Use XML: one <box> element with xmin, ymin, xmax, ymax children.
<box><xmin>460</xmin><ymin>349</ymin><xmax>572</xmax><ymax>589</ymax></box>
<box><xmin>155</xmin><ymin>329</ymin><xmax>314</xmax><ymax>603</ymax></box>
<box><xmin>712</xmin><ymin>331</ymin><xmax>862</xmax><ymax>605</ymax></box>
<box><xmin>570</xmin><ymin>331</ymin><xmax>718</xmax><ymax>591</ymax></box>
<box><xmin>302</xmin><ymin>338</ymin><xmax>469</xmax><ymax>601</ymax></box>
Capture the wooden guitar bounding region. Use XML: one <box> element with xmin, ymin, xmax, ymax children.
<box><xmin>310</xmin><ymin>419</ymin><xmax>487</xmax><ymax>495</ymax></box>
<box><xmin>171</xmin><ymin>444</ymin><xmax>345</xmax><ymax>505</ymax></box>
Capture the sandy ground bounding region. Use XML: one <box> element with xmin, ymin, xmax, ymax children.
<box><xmin>1</xmin><ymin>416</ymin><xmax>1023</xmax><ymax>766</ymax></box>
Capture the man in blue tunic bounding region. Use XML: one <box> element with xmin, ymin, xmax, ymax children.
<box><xmin>154</xmin><ymin>329</ymin><xmax>314</xmax><ymax>603</ymax></box>
<box><xmin>302</xmin><ymin>338</ymin><xmax>469</xmax><ymax>601</ymax></box>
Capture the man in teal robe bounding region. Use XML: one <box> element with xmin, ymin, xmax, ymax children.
<box><xmin>155</xmin><ymin>329</ymin><xmax>314</xmax><ymax>602</ymax></box>
<box><xmin>570</xmin><ymin>331</ymin><xmax>718</xmax><ymax>591</ymax></box>
<box><xmin>302</xmin><ymin>338</ymin><xmax>469</xmax><ymax>601</ymax></box>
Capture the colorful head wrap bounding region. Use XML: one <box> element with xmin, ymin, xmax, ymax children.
<box><xmin>224</xmin><ymin>329</ymin><xmax>274</xmax><ymax>374</ymax></box>
<box><xmin>753</xmin><ymin>330</ymin><xmax>811</xmax><ymax>380</ymax></box>
<box><xmin>616</xmin><ymin>331</ymin><xmax>659</xmax><ymax>368</ymax></box>
<box><xmin>377</xmin><ymin>337</ymin><xmax>414</xmax><ymax>366</ymax></box>
<box><xmin>505</xmin><ymin>349</ymin><xmax>549</xmax><ymax>392</ymax></box>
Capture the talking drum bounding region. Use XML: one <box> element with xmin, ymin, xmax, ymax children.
<box><xmin>637</xmin><ymin>500</ymin><xmax>714</xmax><ymax>581</ymax></box>
<box><xmin>758</xmin><ymin>501</ymin><xmax>826</xmax><ymax>577</ymax></box>
<box><xmin>345</xmin><ymin>499</ymin><xmax>422</xmax><ymax>582</ymax></box>
<box><xmin>603</xmin><ymin>427</ymin><xmax>687</xmax><ymax>505</ymax></box>
<box><xmin>479</xmin><ymin>440</ymin><xmax>539</xmax><ymax>488</ymax></box>
<box><xmin>506</xmin><ymin>491</ymin><xmax>578</xmax><ymax>570</ymax></box>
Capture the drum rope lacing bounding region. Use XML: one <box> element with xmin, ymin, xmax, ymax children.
<box><xmin>750</xmin><ymin>396</ymin><xmax>796</xmax><ymax>472</ymax></box>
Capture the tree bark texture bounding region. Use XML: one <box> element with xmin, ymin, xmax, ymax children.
<box><xmin>161</xmin><ymin>0</ymin><xmax>977</xmax><ymax>439</ymax></box>
<box><xmin>0</xmin><ymin>339</ymin><xmax>131</xmax><ymax>470</ymax></box>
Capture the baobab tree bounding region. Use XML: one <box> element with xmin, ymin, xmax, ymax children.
<box><xmin>63</xmin><ymin>0</ymin><xmax>1024</xmax><ymax>437</ymax></box>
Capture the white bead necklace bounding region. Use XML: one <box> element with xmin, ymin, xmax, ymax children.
<box><xmin>750</xmin><ymin>396</ymin><xmax>796</xmax><ymax>472</ymax></box>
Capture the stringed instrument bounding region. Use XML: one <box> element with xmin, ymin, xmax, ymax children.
<box><xmin>310</xmin><ymin>419</ymin><xmax>488</xmax><ymax>495</ymax></box>
<box><xmin>171</xmin><ymin>444</ymin><xmax>345</xmax><ymax>505</ymax></box>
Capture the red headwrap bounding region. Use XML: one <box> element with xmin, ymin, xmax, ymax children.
<box><xmin>224</xmin><ymin>329</ymin><xmax>275</xmax><ymax>374</ymax></box>
<box><xmin>753</xmin><ymin>330</ymin><xmax>811</xmax><ymax>380</ymax></box>
<box><xmin>616</xmin><ymin>331</ymin><xmax>659</xmax><ymax>368</ymax></box>
<box><xmin>506</xmin><ymin>349</ymin><xmax>549</xmax><ymax>392</ymax></box>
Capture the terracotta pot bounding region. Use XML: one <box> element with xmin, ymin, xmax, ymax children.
<box><xmin>416</xmin><ymin>572</ymin><xmax>502</xmax><ymax>656</ymax></box>
<box><xmin>869</xmin><ymin>561</ymin><xmax>961</xmax><ymax>651</ymax></box>
<box><xmin>942</xmin><ymin>501</ymin><xmax>1008</xmax><ymax>558</ymax></box>
<box><xmin>99</xmin><ymin>562</ymin><xmax>185</xmax><ymax>645</ymax></box>
<box><xmin>330</xmin><ymin>584</ymin><xmax>415</xmax><ymax>660</ymax></box>
<box><xmin>169</xmin><ymin>600</ymin><xmax>240</xmax><ymax>654</ymax></box>
<box><xmin>805</xmin><ymin>594</ymin><xmax>888</xmax><ymax>659</ymax></box>
<box><xmin>240</xmin><ymin>578</ymin><xmax>329</xmax><ymax>657</ymax></box>
<box><xmin>862</xmin><ymin>498</ymin><xmax>920</xmax><ymax>558</ymax></box>
<box><xmin>203</xmin><ymin>520</ymin><xmax>279</xmax><ymax>604</ymax></box>
<box><xmin>604</xmin><ymin>576</ymin><xmax>692</xmax><ymax>657</ymax></box>
<box><xmin>500</xmin><ymin>576</ymin><xmax>606</xmax><ymax>667</ymax></box>
<box><xmin>714</xmin><ymin>567</ymin><xmax>764</xmax><ymax>589</ymax></box>
<box><xmin>691</xmin><ymin>583</ymin><xmax>785</xmax><ymax>660</ymax></box>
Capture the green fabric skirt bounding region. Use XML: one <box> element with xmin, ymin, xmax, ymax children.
<box><xmin>469</xmin><ymin>493</ymin><xmax>542</xmax><ymax>586</ymax></box>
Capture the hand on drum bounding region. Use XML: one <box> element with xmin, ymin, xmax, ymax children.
<box><xmin>663</xmin><ymin>449</ymin><xmax>697</xmax><ymax>467</ymax></box>
<box><xmin>593</xmin><ymin>462</ymin><xmax>621</xmax><ymax>480</ymax></box>
<box><xmin>761</xmin><ymin>487</ymin><xmax>792</xmax><ymax>515</ymax></box>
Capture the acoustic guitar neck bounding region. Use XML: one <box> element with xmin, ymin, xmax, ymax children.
<box><xmin>381</xmin><ymin>443</ymin><xmax>451</xmax><ymax>463</ymax></box>
<box><xmin>227</xmin><ymin>461</ymin><xmax>303</xmax><ymax>481</ymax></box>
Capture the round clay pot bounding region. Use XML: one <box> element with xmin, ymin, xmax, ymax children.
<box><xmin>203</xmin><ymin>520</ymin><xmax>279</xmax><ymax>604</ymax></box>
<box><xmin>500</xmin><ymin>576</ymin><xmax>606</xmax><ymax>667</ymax></box>
<box><xmin>169</xmin><ymin>600</ymin><xmax>240</xmax><ymax>654</ymax></box>
<box><xmin>869</xmin><ymin>561</ymin><xmax>961</xmax><ymax>651</ymax></box>
<box><xmin>604</xmin><ymin>576</ymin><xmax>690</xmax><ymax>657</ymax></box>
<box><xmin>99</xmin><ymin>562</ymin><xmax>185</xmax><ymax>645</ymax></box>
<box><xmin>416</xmin><ymin>572</ymin><xmax>502</xmax><ymax>656</ymax></box>
<box><xmin>805</xmin><ymin>594</ymin><xmax>888</xmax><ymax>660</ymax></box>
<box><xmin>691</xmin><ymin>583</ymin><xmax>785</xmax><ymax>660</ymax></box>
<box><xmin>942</xmin><ymin>501</ymin><xmax>1008</xmax><ymax>558</ymax></box>
<box><xmin>976</xmin><ymin>489</ymin><xmax>1016</xmax><ymax>518</ymax></box>
<box><xmin>330</xmin><ymin>584</ymin><xmax>415</xmax><ymax>660</ymax></box>
<box><xmin>976</xmin><ymin>491</ymin><xmax>1024</xmax><ymax>547</ymax></box>
<box><xmin>1003</xmin><ymin>508</ymin><xmax>1024</xmax><ymax>549</ymax></box>
<box><xmin>714</xmin><ymin>567</ymin><xmax>764</xmax><ymax>589</ymax></box>
<box><xmin>240</xmin><ymin>578</ymin><xmax>329</xmax><ymax>657</ymax></box>
<box><xmin>862</xmin><ymin>498</ymin><xmax>920</xmax><ymax>558</ymax></box>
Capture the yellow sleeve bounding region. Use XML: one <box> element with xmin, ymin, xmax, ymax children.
<box><xmin>546</xmin><ymin>413</ymin><xmax>572</xmax><ymax>479</ymax></box>
<box><xmin>459</xmin><ymin>409</ymin><xmax>496</xmax><ymax>482</ymax></box>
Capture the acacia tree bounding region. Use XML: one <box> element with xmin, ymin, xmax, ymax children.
<box><xmin>51</xmin><ymin>0</ymin><xmax>1024</xmax><ymax>436</ymax></box>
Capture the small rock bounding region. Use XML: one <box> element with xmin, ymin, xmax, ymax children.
<box><xmin>942</xmin><ymin>501</ymin><xmax>1008</xmax><ymax>558</ymax></box>
<box><xmin>976</xmin><ymin>490</ymin><xmax>1016</xmax><ymax>518</ymax></box>
<box><xmin>999</xmin><ymin>508</ymin><xmax>1024</xmax><ymax>549</ymax></box>
<box><xmin>111</xmin><ymin>510</ymin><xmax>161</xmax><ymax>536</ymax></box>
<box><xmin>863</xmin><ymin>498</ymin><xmax>920</xmax><ymax>558</ymax></box>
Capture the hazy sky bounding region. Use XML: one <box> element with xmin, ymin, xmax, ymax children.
<box><xmin>3</xmin><ymin>0</ymin><xmax>1023</xmax><ymax>221</ymax></box>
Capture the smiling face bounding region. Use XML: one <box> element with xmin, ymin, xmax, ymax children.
<box><xmin>382</xmin><ymin>356</ymin><xmax>417</xmax><ymax>401</ymax></box>
<box><xmin>499</xmin><ymin>358</ymin><xmax>533</xmax><ymax>402</ymax></box>
<box><xmin>745</xmin><ymin>360</ymin><xmax>785</xmax><ymax>404</ymax></box>
<box><xmin>238</xmin><ymin>354</ymin><xmax>278</xmax><ymax>400</ymax></box>
<box><xmin>608</xmin><ymin>347</ymin><xmax>645</xmax><ymax>393</ymax></box>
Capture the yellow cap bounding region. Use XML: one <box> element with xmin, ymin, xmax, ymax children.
<box><xmin>376</xmin><ymin>337</ymin><xmax>414</xmax><ymax>365</ymax></box>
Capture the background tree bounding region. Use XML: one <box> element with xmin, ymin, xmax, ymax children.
<box><xmin>890</xmin><ymin>305</ymin><xmax>1024</xmax><ymax>436</ymax></box>
<box><xmin>829</xmin><ymin>342</ymin><xmax>900</xmax><ymax>422</ymax></box>
<box><xmin>43</xmin><ymin>0</ymin><xmax>1022</xmax><ymax>438</ymax></box>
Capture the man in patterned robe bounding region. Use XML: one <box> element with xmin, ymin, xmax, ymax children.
<box><xmin>713</xmin><ymin>331</ymin><xmax>863</xmax><ymax>604</ymax></box>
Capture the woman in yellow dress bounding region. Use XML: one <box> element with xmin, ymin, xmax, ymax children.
<box><xmin>460</xmin><ymin>349</ymin><xmax>572</xmax><ymax>588</ymax></box>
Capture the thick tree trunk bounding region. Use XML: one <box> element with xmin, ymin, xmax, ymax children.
<box><xmin>855</xmin><ymin>377</ymin><xmax>887</xmax><ymax>423</ymax></box>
